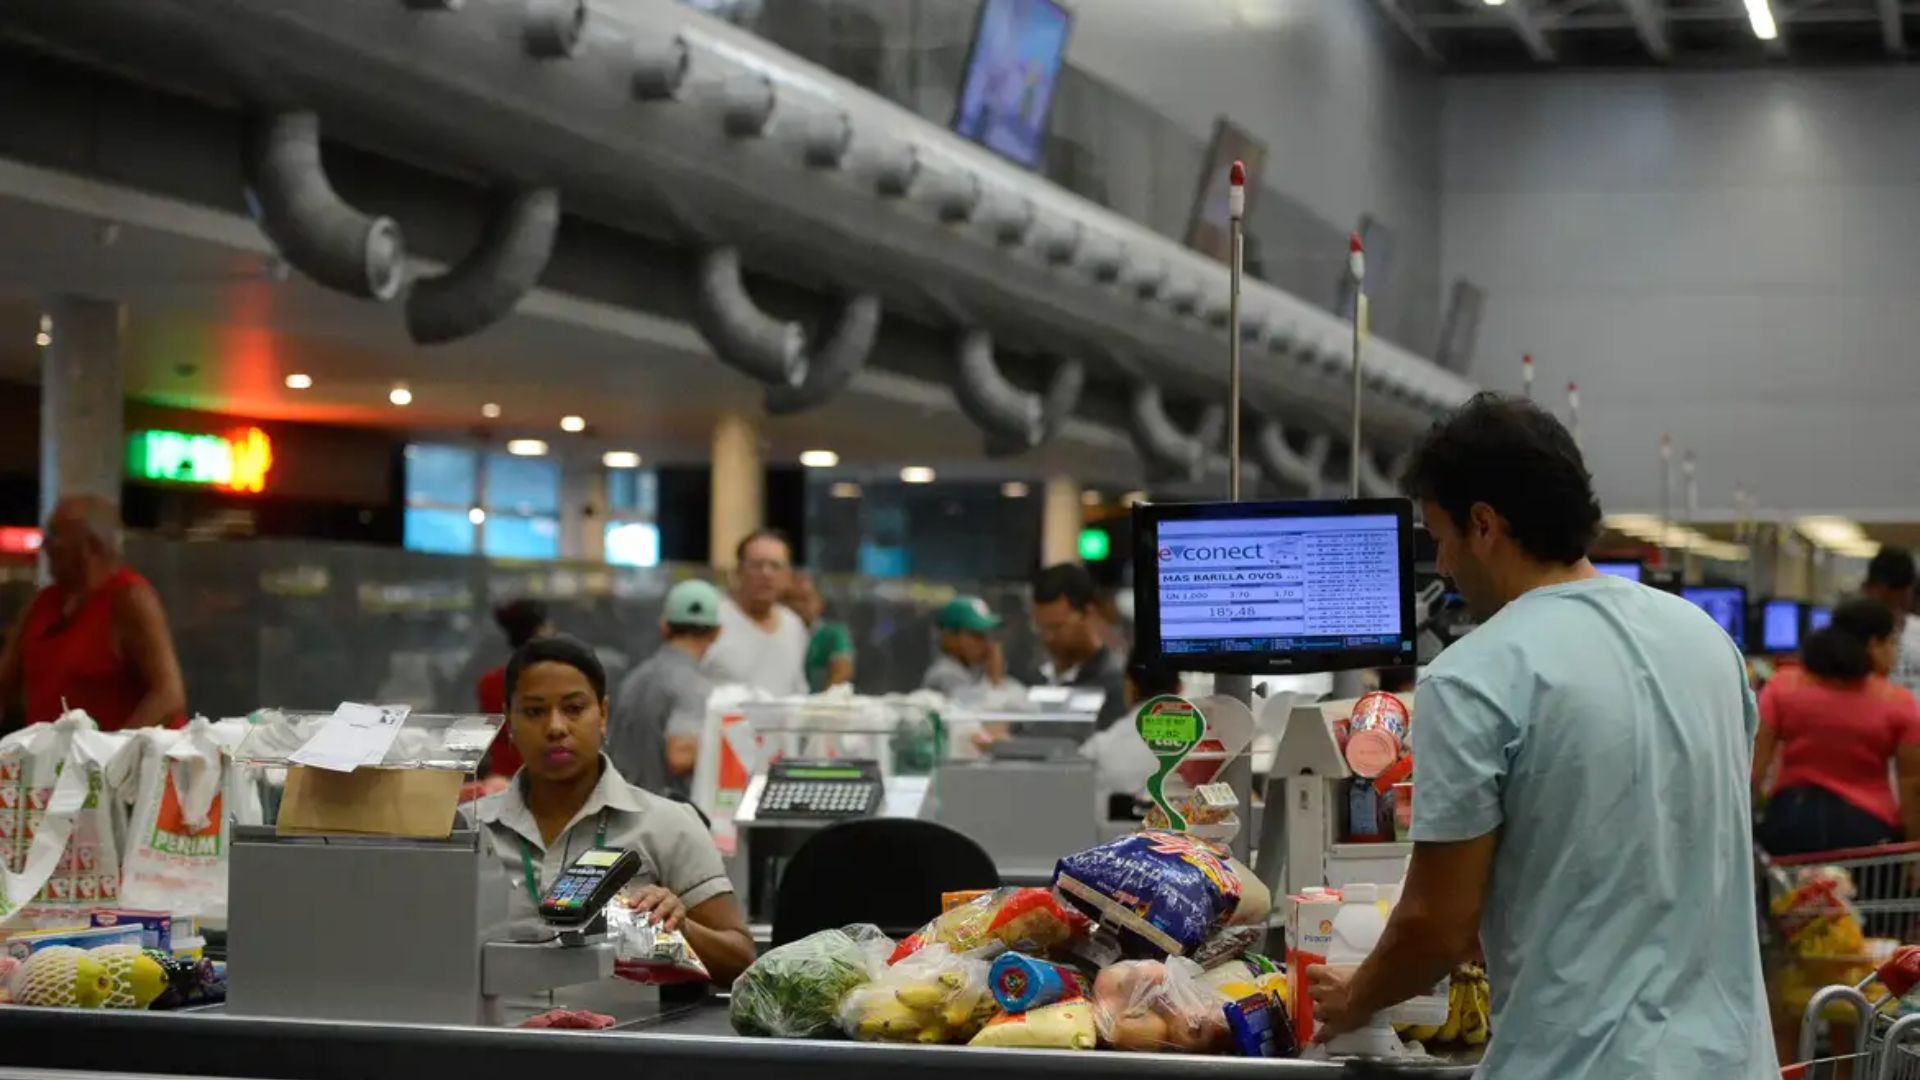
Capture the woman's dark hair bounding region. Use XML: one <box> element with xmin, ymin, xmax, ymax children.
<box><xmin>1033</xmin><ymin>562</ymin><xmax>1099</xmax><ymax>612</ymax></box>
<box><xmin>493</xmin><ymin>598</ymin><xmax>550</xmax><ymax>649</ymax></box>
<box><xmin>1802</xmin><ymin>598</ymin><xmax>1897</xmax><ymax>681</ymax></box>
<box><xmin>504</xmin><ymin>633</ymin><xmax>607</xmax><ymax>706</ymax></box>
<box><xmin>1401</xmin><ymin>393</ymin><xmax>1602</xmax><ymax>565</ymax></box>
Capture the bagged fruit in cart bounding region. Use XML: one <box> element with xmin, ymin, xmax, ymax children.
<box><xmin>1769</xmin><ymin>865</ymin><xmax>1868</xmax><ymax>958</ymax></box>
<box><xmin>730</xmin><ymin>923</ymin><xmax>893</xmax><ymax>1037</ymax></box>
<box><xmin>1053</xmin><ymin>831</ymin><xmax>1266</xmax><ymax>959</ymax></box>
<box><xmin>1091</xmin><ymin>956</ymin><xmax>1236</xmax><ymax>1053</ymax></box>
<box><xmin>887</xmin><ymin>886</ymin><xmax>1088</xmax><ymax>964</ymax></box>
<box><xmin>1396</xmin><ymin>963</ymin><xmax>1491</xmax><ymax>1049</ymax></box>
<box><xmin>838</xmin><ymin>944</ymin><xmax>994</xmax><ymax>1044</ymax></box>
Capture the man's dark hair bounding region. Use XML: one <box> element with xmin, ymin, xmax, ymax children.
<box><xmin>505</xmin><ymin>633</ymin><xmax>607</xmax><ymax>706</ymax></box>
<box><xmin>493</xmin><ymin>599</ymin><xmax>549</xmax><ymax>650</ymax></box>
<box><xmin>664</xmin><ymin>622</ymin><xmax>721</xmax><ymax>641</ymax></box>
<box><xmin>1866</xmin><ymin>547</ymin><xmax>1916</xmax><ymax>591</ymax></box>
<box><xmin>1803</xmin><ymin>597</ymin><xmax>1897</xmax><ymax>681</ymax></box>
<box><xmin>735</xmin><ymin>527</ymin><xmax>794</xmax><ymax>566</ymax></box>
<box><xmin>1402</xmin><ymin>393</ymin><xmax>1602</xmax><ymax>565</ymax></box>
<box><xmin>1032</xmin><ymin>562</ymin><xmax>1098</xmax><ymax>612</ymax></box>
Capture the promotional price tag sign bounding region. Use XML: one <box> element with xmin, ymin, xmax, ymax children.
<box><xmin>1136</xmin><ymin>695</ymin><xmax>1205</xmax><ymax>831</ymax></box>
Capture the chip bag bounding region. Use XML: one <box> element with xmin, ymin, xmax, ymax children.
<box><xmin>730</xmin><ymin>924</ymin><xmax>893</xmax><ymax>1037</ymax></box>
<box><xmin>1091</xmin><ymin>957</ymin><xmax>1233</xmax><ymax>1053</ymax></box>
<box><xmin>888</xmin><ymin>887</ymin><xmax>1087</xmax><ymax>965</ymax></box>
<box><xmin>968</xmin><ymin>1000</ymin><xmax>1098</xmax><ymax>1050</ymax></box>
<box><xmin>1054</xmin><ymin>832</ymin><xmax>1243</xmax><ymax>958</ymax></box>
<box><xmin>839</xmin><ymin>944</ymin><xmax>993</xmax><ymax>1044</ymax></box>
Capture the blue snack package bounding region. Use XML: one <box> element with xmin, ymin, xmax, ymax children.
<box><xmin>990</xmin><ymin>952</ymin><xmax>1089</xmax><ymax>1012</ymax></box>
<box><xmin>1052</xmin><ymin>831</ymin><xmax>1241</xmax><ymax>958</ymax></box>
<box><xmin>1223</xmin><ymin>993</ymin><xmax>1277</xmax><ymax>1057</ymax></box>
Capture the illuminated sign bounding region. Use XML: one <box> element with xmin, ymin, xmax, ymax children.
<box><xmin>1077</xmin><ymin>527</ymin><xmax>1111</xmax><ymax>562</ymax></box>
<box><xmin>128</xmin><ymin>427</ymin><xmax>274</xmax><ymax>493</ymax></box>
<box><xmin>0</xmin><ymin>527</ymin><xmax>42</xmax><ymax>555</ymax></box>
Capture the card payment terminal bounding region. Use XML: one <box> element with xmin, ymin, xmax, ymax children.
<box><xmin>756</xmin><ymin>759</ymin><xmax>882</xmax><ymax>819</ymax></box>
<box><xmin>538</xmin><ymin>848</ymin><xmax>641</xmax><ymax>926</ymax></box>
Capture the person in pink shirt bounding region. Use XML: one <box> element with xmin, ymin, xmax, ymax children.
<box><xmin>1752</xmin><ymin>597</ymin><xmax>1920</xmax><ymax>854</ymax></box>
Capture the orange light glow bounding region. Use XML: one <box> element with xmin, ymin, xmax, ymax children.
<box><xmin>226</xmin><ymin>427</ymin><xmax>274</xmax><ymax>493</ymax></box>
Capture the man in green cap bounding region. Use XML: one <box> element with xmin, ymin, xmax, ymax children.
<box><xmin>610</xmin><ymin>579</ymin><xmax>725</xmax><ymax>800</ymax></box>
<box><xmin>922</xmin><ymin>595</ymin><xmax>1021</xmax><ymax>706</ymax></box>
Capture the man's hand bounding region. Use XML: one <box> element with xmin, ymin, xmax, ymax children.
<box><xmin>625</xmin><ymin>885</ymin><xmax>688</xmax><ymax>932</ymax></box>
<box><xmin>986</xmin><ymin>640</ymin><xmax>1006</xmax><ymax>685</ymax></box>
<box><xmin>1307</xmin><ymin>964</ymin><xmax>1366</xmax><ymax>1043</ymax></box>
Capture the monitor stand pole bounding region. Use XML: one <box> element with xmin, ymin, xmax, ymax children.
<box><xmin>1220</xmin><ymin>164</ymin><xmax>1253</xmax><ymax>865</ymax></box>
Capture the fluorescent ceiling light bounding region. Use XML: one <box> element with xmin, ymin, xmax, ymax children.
<box><xmin>1744</xmin><ymin>0</ymin><xmax>1778</xmax><ymax>40</ymax></box>
<box><xmin>1797</xmin><ymin>516</ymin><xmax>1866</xmax><ymax>549</ymax></box>
<box><xmin>602</xmin><ymin>450</ymin><xmax>642</xmax><ymax>469</ymax></box>
<box><xmin>481</xmin><ymin>403</ymin><xmax>502</xmax><ymax>419</ymax></box>
<box><xmin>899</xmin><ymin>466</ymin><xmax>936</xmax><ymax>484</ymax></box>
<box><xmin>388</xmin><ymin>384</ymin><xmax>413</xmax><ymax>406</ymax></box>
<box><xmin>1484</xmin><ymin>0</ymin><xmax>1507</xmax><ymax>6</ymax></box>
<box><xmin>830</xmin><ymin>481</ymin><xmax>862</xmax><ymax>499</ymax></box>
<box><xmin>284</xmin><ymin>373</ymin><xmax>313</xmax><ymax>390</ymax></box>
<box><xmin>1000</xmin><ymin>481</ymin><xmax>1030</xmax><ymax>498</ymax></box>
<box><xmin>506</xmin><ymin>439</ymin><xmax>549</xmax><ymax>457</ymax></box>
<box><xmin>559</xmin><ymin>415</ymin><xmax>586</xmax><ymax>433</ymax></box>
<box><xmin>467</xmin><ymin>507</ymin><xmax>487</xmax><ymax>525</ymax></box>
<box><xmin>799</xmin><ymin>450</ymin><xmax>840</xmax><ymax>468</ymax></box>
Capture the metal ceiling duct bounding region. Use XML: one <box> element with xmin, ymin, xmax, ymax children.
<box><xmin>954</xmin><ymin>329</ymin><xmax>1042</xmax><ymax>447</ymax></box>
<box><xmin>1353</xmin><ymin>444</ymin><xmax>1405</xmax><ymax>499</ymax></box>
<box><xmin>762</xmin><ymin>292</ymin><xmax>881</xmax><ymax>415</ymax></box>
<box><xmin>243</xmin><ymin>111</ymin><xmax>406</xmax><ymax>301</ymax></box>
<box><xmin>980</xmin><ymin>357</ymin><xmax>1085</xmax><ymax>458</ymax></box>
<box><xmin>406</xmin><ymin>186</ymin><xmax>560</xmax><ymax>345</ymax></box>
<box><xmin>628</xmin><ymin>32</ymin><xmax>689</xmax><ymax>101</ymax></box>
<box><xmin>524</xmin><ymin>0</ymin><xmax>587</xmax><ymax>59</ymax></box>
<box><xmin>689</xmin><ymin>246</ymin><xmax>807</xmax><ymax>388</ymax></box>
<box><xmin>1256</xmin><ymin>418</ymin><xmax>1330</xmax><ymax>498</ymax></box>
<box><xmin>1130</xmin><ymin>382</ymin><xmax>1222</xmax><ymax>484</ymax></box>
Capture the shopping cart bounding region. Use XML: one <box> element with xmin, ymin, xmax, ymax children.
<box><xmin>1785</xmin><ymin>947</ymin><xmax>1920</xmax><ymax>1079</ymax></box>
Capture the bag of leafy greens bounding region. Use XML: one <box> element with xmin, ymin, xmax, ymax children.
<box><xmin>730</xmin><ymin>924</ymin><xmax>893</xmax><ymax>1037</ymax></box>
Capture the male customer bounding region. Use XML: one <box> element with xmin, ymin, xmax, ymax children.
<box><xmin>786</xmin><ymin>571</ymin><xmax>854</xmax><ymax>693</ymax></box>
<box><xmin>610</xmin><ymin>579</ymin><xmax>724</xmax><ymax>800</ymax></box>
<box><xmin>1306</xmin><ymin>395</ymin><xmax>1774</xmax><ymax>1080</ymax></box>
<box><xmin>1030</xmin><ymin>563</ymin><xmax>1128</xmax><ymax>730</ymax></box>
<box><xmin>1862</xmin><ymin>547</ymin><xmax>1920</xmax><ymax>697</ymax></box>
<box><xmin>702</xmin><ymin>529</ymin><xmax>809</xmax><ymax>696</ymax></box>
<box><xmin>922</xmin><ymin>596</ymin><xmax>1021</xmax><ymax>705</ymax></box>
<box><xmin>0</xmin><ymin>495</ymin><xmax>185</xmax><ymax>730</ymax></box>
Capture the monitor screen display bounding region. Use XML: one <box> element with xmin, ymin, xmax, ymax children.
<box><xmin>1682</xmin><ymin>586</ymin><xmax>1747</xmax><ymax>649</ymax></box>
<box><xmin>1593</xmin><ymin>560</ymin><xmax>1644</xmax><ymax>582</ymax></box>
<box><xmin>1808</xmin><ymin>606</ymin><xmax>1833</xmax><ymax>631</ymax></box>
<box><xmin>952</xmin><ymin>0</ymin><xmax>1073</xmax><ymax>169</ymax></box>
<box><xmin>1762</xmin><ymin>600</ymin><xmax>1804</xmax><ymax>653</ymax></box>
<box><xmin>1132</xmin><ymin>498</ymin><xmax>1416</xmax><ymax>675</ymax></box>
<box><xmin>1185</xmin><ymin>117</ymin><xmax>1269</xmax><ymax>262</ymax></box>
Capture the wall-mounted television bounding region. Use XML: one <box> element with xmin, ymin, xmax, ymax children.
<box><xmin>1760</xmin><ymin>599</ymin><xmax>1805</xmax><ymax>654</ymax></box>
<box><xmin>1682</xmin><ymin>585</ymin><xmax>1748</xmax><ymax>651</ymax></box>
<box><xmin>1808</xmin><ymin>606</ymin><xmax>1833</xmax><ymax>631</ymax></box>
<box><xmin>1592</xmin><ymin>560</ymin><xmax>1644</xmax><ymax>582</ymax></box>
<box><xmin>952</xmin><ymin>0</ymin><xmax>1073</xmax><ymax>169</ymax></box>
<box><xmin>1185</xmin><ymin>117</ymin><xmax>1269</xmax><ymax>263</ymax></box>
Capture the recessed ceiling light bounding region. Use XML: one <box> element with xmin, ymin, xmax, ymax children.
<box><xmin>284</xmin><ymin>373</ymin><xmax>313</xmax><ymax>390</ymax></box>
<box><xmin>900</xmin><ymin>466</ymin><xmax>936</xmax><ymax>484</ymax></box>
<box><xmin>1122</xmin><ymin>490</ymin><xmax>1148</xmax><ymax>507</ymax></box>
<box><xmin>1081</xmin><ymin>490</ymin><xmax>1101</xmax><ymax>506</ymax></box>
<box><xmin>560</xmin><ymin>415</ymin><xmax>586</xmax><ymax>433</ymax></box>
<box><xmin>34</xmin><ymin>332</ymin><xmax>50</xmax><ymax>348</ymax></box>
<box><xmin>388</xmin><ymin>384</ymin><xmax>413</xmax><ymax>406</ymax></box>
<box><xmin>799</xmin><ymin>450</ymin><xmax>840</xmax><ymax>468</ymax></box>
<box><xmin>481</xmin><ymin>402</ymin><xmax>502</xmax><ymax>419</ymax></box>
<box><xmin>830</xmin><ymin>482</ymin><xmax>862</xmax><ymax>499</ymax></box>
<box><xmin>1000</xmin><ymin>481</ymin><xmax>1030</xmax><ymax>498</ymax></box>
<box><xmin>602</xmin><ymin>450</ymin><xmax>642</xmax><ymax>469</ymax></box>
<box><xmin>38</xmin><ymin>314</ymin><xmax>51</xmax><ymax>334</ymax></box>
<box><xmin>507</xmin><ymin>439</ymin><xmax>549</xmax><ymax>457</ymax></box>
<box><xmin>1744</xmin><ymin>0</ymin><xmax>1777</xmax><ymax>39</ymax></box>
<box><xmin>467</xmin><ymin>507</ymin><xmax>487</xmax><ymax>525</ymax></box>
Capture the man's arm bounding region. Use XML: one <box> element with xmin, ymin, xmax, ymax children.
<box><xmin>1751</xmin><ymin>723</ymin><xmax>1779</xmax><ymax>809</ymax></box>
<box><xmin>1311</xmin><ymin>833</ymin><xmax>1498</xmax><ymax>1037</ymax></box>
<box><xmin>115</xmin><ymin>583</ymin><xmax>186</xmax><ymax>729</ymax></box>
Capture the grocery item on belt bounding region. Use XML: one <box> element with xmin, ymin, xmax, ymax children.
<box><xmin>1344</xmin><ymin>692</ymin><xmax>1410</xmax><ymax>778</ymax></box>
<box><xmin>7</xmin><ymin>945</ymin><xmax>114</xmax><ymax>1008</ymax></box>
<box><xmin>730</xmin><ymin>923</ymin><xmax>893</xmax><ymax>1037</ymax></box>
<box><xmin>839</xmin><ymin>944</ymin><xmax>993</xmax><ymax>1044</ymax></box>
<box><xmin>1053</xmin><ymin>831</ymin><xmax>1244</xmax><ymax>958</ymax></box>
<box><xmin>988</xmin><ymin>951</ymin><xmax>1091</xmax><ymax>1012</ymax></box>
<box><xmin>90</xmin><ymin>944</ymin><xmax>169</xmax><ymax>1009</ymax></box>
<box><xmin>609</xmin><ymin>903</ymin><xmax>709</xmax><ymax>986</ymax></box>
<box><xmin>1091</xmin><ymin>957</ymin><xmax>1232</xmax><ymax>1053</ymax></box>
<box><xmin>968</xmin><ymin>1000</ymin><xmax>1098</xmax><ymax>1049</ymax></box>
<box><xmin>888</xmin><ymin>886</ymin><xmax>1087</xmax><ymax>964</ymax></box>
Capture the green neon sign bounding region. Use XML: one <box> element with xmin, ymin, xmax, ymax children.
<box><xmin>127</xmin><ymin>428</ymin><xmax>274</xmax><ymax>492</ymax></box>
<box><xmin>1077</xmin><ymin>527</ymin><xmax>1111</xmax><ymax>562</ymax></box>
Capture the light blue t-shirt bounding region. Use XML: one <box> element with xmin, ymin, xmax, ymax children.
<box><xmin>1411</xmin><ymin>574</ymin><xmax>1776</xmax><ymax>1080</ymax></box>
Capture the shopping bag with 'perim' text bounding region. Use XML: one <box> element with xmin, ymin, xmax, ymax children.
<box><xmin>112</xmin><ymin>718</ymin><xmax>256</xmax><ymax>921</ymax></box>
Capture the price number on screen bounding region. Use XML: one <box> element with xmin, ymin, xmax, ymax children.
<box><xmin>1208</xmin><ymin>606</ymin><xmax>1258</xmax><ymax>619</ymax></box>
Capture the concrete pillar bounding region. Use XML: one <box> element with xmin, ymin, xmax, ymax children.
<box><xmin>39</xmin><ymin>295</ymin><xmax>125</xmax><ymax>522</ymax></box>
<box><xmin>709</xmin><ymin>411</ymin><xmax>762</xmax><ymax>570</ymax></box>
<box><xmin>1040</xmin><ymin>474</ymin><xmax>1081</xmax><ymax>567</ymax></box>
<box><xmin>559</xmin><ymin>456</ymin><xmax>606</xmax><ymax>563</ymax></box>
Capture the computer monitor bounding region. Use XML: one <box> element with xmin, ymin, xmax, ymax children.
<box><xmin>951</xmin><ymin>0</ymin><xmax>1073</xmax><ymax>169</ymax></box>
<box><xmin>1592</xmin><ymin>560</ymin><xmax>1644</xmax><ymax>582</ymax></box>
<box><xmin>1808</xmin><ymin>606</ymin><xmax>1833</xmax><ymax>631</ymax></box>
<box><xmin>1681</xmin><ymin>585</ymin><xmax>1748</xmax><ymax>650</ymax></box>
<box><xmin>1131</xmin><ymin>498</ymin><xmax>1417</xmax><ymax>675</ymax></box>
<box><xmin>1760</xmin><ymin>599</ymin><xmax>1805</xmax><ymax>654</ymax></box>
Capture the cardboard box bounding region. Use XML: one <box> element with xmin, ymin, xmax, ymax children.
<box><xmin>277</xmin><ymin>766</ymin><xmax>464</xmax><ymax>839</ymax></box>
<box><xmin>91</xmin><ymin>909</ymin><xmax>176</xmax><ymax>953</ymax></box>
<box><xmin>1286</xmin><ymin>890</ymin><xmax>1343</xmax><ymax>1049</ymax></box>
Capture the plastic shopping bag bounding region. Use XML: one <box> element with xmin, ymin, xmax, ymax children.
<box><xmin>838</xmin><ymin>944</ymin><xmax>993</xmax><ymax>1044</ymax></box>
<box><xmin>112</xmin><ymin>719</ymin><xmax>253</xmax><ymax>921</ymax></box>
<box><xmin>1091</xmin><ymin>957</ymin><xmax>1234</xmax><ymax>1053</ymax></box>
<box><xmin>0</xmin><ymin>712</ymin><xmax>129</xmax><ymax>930</ymax></box>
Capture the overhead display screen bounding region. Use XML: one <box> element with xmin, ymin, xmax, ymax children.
<box><xmin>951</xmin><ymin>0</ymin><xmax>1073</xmax><ymax>168</ymax></box>
<box><xmin>1133</xmin><ymin>499</ymin><xmax>1416</xmax><ymax>675</ymax></box>
<box><xmin>1761</xmin><ymin>599</ymin><xmax>1804</xmax><ymax>653</ymax></box>
<box><xmin>1682</xmin><ymin>585</ymin><xmax>1748</xmax><ymax>650</ymax></box>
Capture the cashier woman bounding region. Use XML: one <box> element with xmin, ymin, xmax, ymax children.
<box><xmin>476</xmin><ymin>633</ymin><xmax>755</xmax><ymax>987</ymax></box>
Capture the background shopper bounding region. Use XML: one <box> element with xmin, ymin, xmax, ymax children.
<box><xmin>477</xmin><ymin>598</ymin><xmax>553</xmax><ymax>779</ymax></box>
<box><xmin>610</xmin><ymin>580</ymin><xmax>723</xmax><ymax>800</ymax></box>
<box><xmin>1862</xmin><ymin>547</ymin><xmax>1920</xmax><ymax>697</ymax></box>
<box><xmin>703</xmin><ymin>529</ymin><xmax>809</xmax><ymax>696</ymax></box>
<box><xmin>1029</xmin><ymin>563</ymin><xmax>1128</xmax><ymax>730</ymax></box>
<box><xmin>787</xmin><ymin>571</ymin><xmax>854</xmax><ymax>693</ymax></box>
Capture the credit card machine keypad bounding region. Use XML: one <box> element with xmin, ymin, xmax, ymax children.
<box><xmin>538</xmin><ymin>847</ymin><xmax>641</xmax><ymax>926</ymax></box>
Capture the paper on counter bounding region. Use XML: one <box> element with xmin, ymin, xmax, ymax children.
<box><xmin>289</xmin><ymin>703</ymin><xmax>412</xmax><ymax>772</ymax></box>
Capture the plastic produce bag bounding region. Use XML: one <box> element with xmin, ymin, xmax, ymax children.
<box><xmin>969</xmin><ymin>1000</ymin><xmax>1098</xmax><ymax>1049</ymax></box>
<box><xmin>888</xmin><ymin>886</ymin><xmax>1087</xmax><ymax>964</ymax></box>
<box><xmin>730</xmin><ymin>923</ymin><xmax>892</xmax><ymax>1037</ymax></box>
<box><xmin>838</xmin><ymin>944</ymin><xmax>993</xmax><ymax>1044</ymax></box>
<box><xmin>1054</xmin><ymin>832</ymin><xmax>1243</xmax><ymax>958</ymax></box>
<box><xmin>1092</xmin><ymin>957</ymin><xmax>1233</xmax><ymax>1053</ymax></box>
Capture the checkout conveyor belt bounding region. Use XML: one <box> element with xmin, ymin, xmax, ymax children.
<box><xmin>0</xmin><ymin>1000</ymin><xmax>1476</xmax><ymax>1080</ymax></box>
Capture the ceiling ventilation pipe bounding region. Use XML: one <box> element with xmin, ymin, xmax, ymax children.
<box><xmin>689</xmin><ymin>246</ymin><xmax>808</xmax><ymax>388</ymax></box>
<box><xmin>406</xmin><ymin>187</ymin><xmax>559</xmax><ymax>344</ymax></box>
<box><xmin>1256</xmin><ymin>418</ymin><xmax>1331</xmax><ymax>498</ymax></box>
<box><xmin>1129</xmin><ymin>382</ymin><xmax>1224</xmax><ymax>484</ymax></box>
<box><xmin>243</xmin><ymin>111</ymin><xmax>406</xmax><ymax>301</ymax></box>
<box><xmin>523</xmin><ymin>0</ymin><xmax>587</xmax><ymax>59</ymax></box>
<box><xmin>953</xmin><ymin>330</ymin><xmax>1084</xmax><ymax>454</ymax></box>
<box><xmin>762</xmin><ymin>293</ymin><xmax>882</xmax><ymax>415</ymax></box>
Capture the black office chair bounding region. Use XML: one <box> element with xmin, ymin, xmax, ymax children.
<box><xmin>771</xmin><ymin>818</ymin><xmax>1001</xmax><ymax>947</ymax></box>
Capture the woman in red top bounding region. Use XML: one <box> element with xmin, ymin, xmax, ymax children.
<box><xmin>0</xmin><ymin>496</ymin><xmax>186</xmax><ymax>731</ymax></box>
<box><xmin>476</xmin><ymin>598</ymin><xmax>551</xmax><ymax>779</ymax></box>
<box><xmin>1752</xmin><ymin>597</ymin><xmax>1920</xmax><ymax>854</ymax></box>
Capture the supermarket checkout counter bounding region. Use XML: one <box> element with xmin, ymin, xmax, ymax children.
<box><xmin>0</xmin><ymin>1002</ymin><xmax>1474</xmax><ymax>1080</ymax></box>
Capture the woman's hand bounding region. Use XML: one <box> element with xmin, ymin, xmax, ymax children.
<box><xmin>626</xmin><ymin>885</ymin><xmax>689</xmax><ymax>932</ymax></box>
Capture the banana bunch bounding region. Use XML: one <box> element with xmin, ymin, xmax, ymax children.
<box><xmin>1397</xmin><ymin>964</ymin><xmax>1491</xmax><ymax>1048</ymax></box>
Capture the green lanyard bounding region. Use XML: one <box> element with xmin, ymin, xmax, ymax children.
<box><xmin>519</xmin><ymin>809</ymin><xmax>609</xmax><ymax>907</ymax></box>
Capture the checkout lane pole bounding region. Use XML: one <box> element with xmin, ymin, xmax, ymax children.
<box><xmin>1348</xmin><ymin>233</ymin><xmax>1365</xmax><ymax>499</ymax></box>
<box><xmin>1220</xmin><ymin>161</ymin><xmax>1253</xmax><ymax>864</ymax></box>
